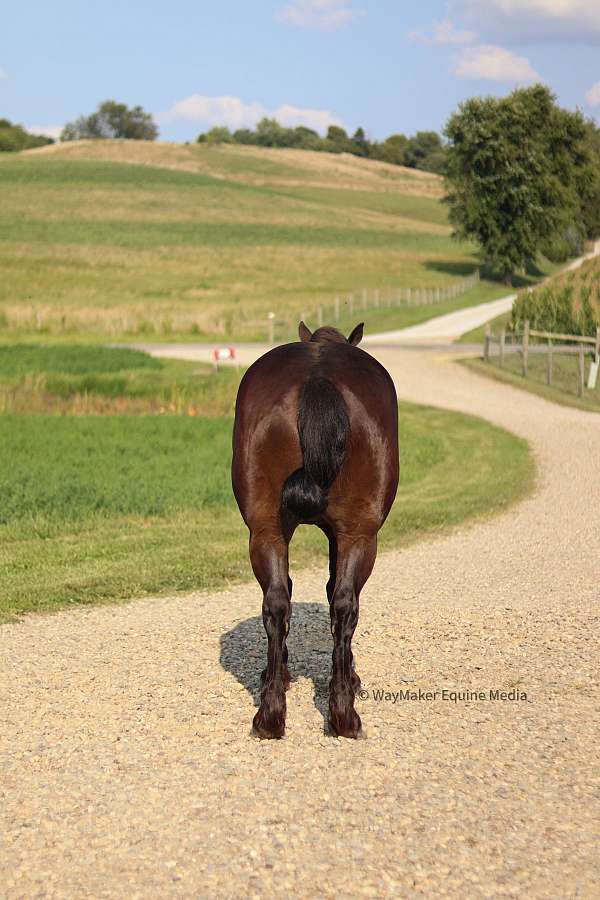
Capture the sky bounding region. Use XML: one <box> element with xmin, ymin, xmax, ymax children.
<box><xmin>3</xmin><ymin>0</ymin><xmax>600</xmax><ymax>141</ymax></box>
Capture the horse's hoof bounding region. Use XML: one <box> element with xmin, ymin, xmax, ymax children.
<box><xmin>329</xmin><ymin>706</ymin><xmax>362</xmax><ymax>739</ymax></box>
<box><xmin>252</xmin><ymin>708</ymin><xmax>285</xmax><ymax>739</ymax></box>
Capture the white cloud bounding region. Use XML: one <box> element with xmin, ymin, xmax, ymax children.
<box><xmin>157</xmin><ymin>94</ymin><xmax>343</xmax><ymax>134</ymax></box>
<box><xmin>451</xmin><ymin>0</ymin><xmax>600</xmax><ymax>43</ymax></box>
<box><xmin>409</xmin><ymin>17</ymin><xmax>476</xmax><ymax>45</ymax></box>
<box><xmin>585</xmin><ymin>81</ymin><xmax>600</xmax><ymax>107</ymax></box>
<box><xmin>0</xmin><ymin>66</ymin><xmax>7</xmax><ymax>80</ymax></box>
<box><xmin>454</xmin><ymin>44</ymin><xmax>541</xmax><ymax>82</ymax></box>
<box><xmin>276</xmin><ymin>0</ymin><xmax>361</xmax><ymax>30</ymax></box>
<box><xmin>27</xmin><ymin>124</ymin><xmax>63</xmax><ymax>140</ymax></box>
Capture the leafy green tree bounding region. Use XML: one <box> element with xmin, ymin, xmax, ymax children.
<box><xmin>350</xmin><ymin>127</ymin><xmax>370</xmax><ymax>157</ymax></box>
<box><xmin>0</xmin><ymin>119</ymin><xmax>54</xmax><ymax>151</ymax></box>
<box><xmin>289</xmin><ymin>125</ymin><xmax>321</xmax><ymax>149</ymax></box>
<box><xmin>200</xmin><ymin>126</ymin><xmax>234</xmax><ymax>143</ymax></box>
<box><xmin>579</xmin><ymin>120</ymin><xmax>600</xmax><ymax>240</ymax></box>
<box><xmin>61</xmin><ymin>101</ymin><xmax>158</xmax><ymax>141</ymax></box>
<box><xmin>405</xmin><ymin>131</ymin><xmax>445</xmax><ymax>171</ymax></box>
<box><xmin>232</xmin><ymin>128</ymin><xmax>257</xmax><ymax>145</ymax></box>
<box><xmin>255</xmin><ymin>117</ymin><xmax>289</xmax><ymax>147</ymax></box>
<box><xmin>444</xmin><ymin>86</ymin><xmax>594</xmax><ymax>284</ymax></box>
<box><xmin>326</xmin><ymin>125</ymin><xmax>353</xmax><ymax>153</ymax></box>
<box><xmin>378</xmin><ymin>133</ymin><xmax>408</xmax><ymax>166</ymax></box>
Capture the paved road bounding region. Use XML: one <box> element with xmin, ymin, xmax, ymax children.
<box><xmin>2</xmin><ymin>335</ymin><xmax>599</xmax><ymax>897</ymax></box>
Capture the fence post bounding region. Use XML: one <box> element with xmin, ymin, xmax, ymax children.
<box><xmin>407</xmin><ymin>287</ymin><xmax>412</xmax><ymax>305</ymax></box>
<box><xmin>522</xmin><ymin>320</ymin><xmax>530</xmax><ymax>377</ymax></box>
<box><xmin>484</xmin><ymin>324</ymin><xmax>491</xmax><ymax>362</ymax></box>
<box><xmin>268</xmin><ymin>312</ymin><xmax>275</xmax><ymax>344</ymax></box>
<box><xmin>547</xmin><ymin>338</ymin><xmax>553</xmax><ymax>386</ymax></box>
<box><xmin>374</xmin><ymin>289</ymin><xmax>380</xmax><ymax>308</ymax></box>
<box><xmin>578</xmin><ymin>343</ymin><xmax>585</xmax><ymax>397</ymax></box>
<box><xmin>500</xmin><ymin>328</ymin><xmax>505</xmax><ymax>368</ymax></box>
<box><xmin>334</xmin><ymin>297</ymin><xmax>340</xmax><ymax>321</ymax></box>
<box><xmin>595</xmin><ymin>325</ymin><xmax>600</xmax><ymax>364</ymax></box>
<box><xmin>362</xmin><ymin>289</ymin><xmax>368</xmax><ymax>311</ymax></box>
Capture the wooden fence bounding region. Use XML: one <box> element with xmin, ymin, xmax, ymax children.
<box><xmin>267</xmin><ymin>271</ymin><xmax>480</xmax><ymax>342</ymax></box>
<box><xmin>484</xmin><ymin>320</ymin><xmax>600</xmax><ymax>397</ymax></box>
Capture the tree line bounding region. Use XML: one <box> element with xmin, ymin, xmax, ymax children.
<box><xmin>0</xmin><ymin>119</ymin><xmax>54</xmax><ymax>152</ymax></box>
<box><xmin>197</xmin><ymin>120</ymin><xmax>446</xmax><ymax>173</ymax></box>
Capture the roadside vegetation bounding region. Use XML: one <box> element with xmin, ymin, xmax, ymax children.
<box><xmin>0</xmin><ymin>344</ymin><xmax>534</xmax><ymax>622</ymax></box>
<box><xmin>459</xmin><ymin>252</ymin><xmax>600</xmax><ymax>413</ymax></box>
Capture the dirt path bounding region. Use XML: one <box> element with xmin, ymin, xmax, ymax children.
<box><xmin>2</xmin><ymin>346</ymin><xmax>599</xmax><ymax>899</ymax></box>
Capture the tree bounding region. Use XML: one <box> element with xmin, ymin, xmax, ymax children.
<box><xmin>326</xmin><ymin>125</ymin><xmax>353</xmax><ymax>153</ymax></box>
<box><xmin>61</xmin><ymin>101</ymin><xmax>158</xmax><ymax>141</ymax></box>
<box><xmin>232</xmin><ymin>128</ymin><xmax>257</xmax><ymax>145</ymax></box>
<box><xmin>404</xmin><ymin>131</ymin><xmax>445</xmax><ymax>172</ymax></box>
<box><xmin>350</xmin><ymin>127</ymin><xmax>370</xmax><ymax>157</ymax></box>
<box><xmin>378</xmin><ymin>133</ymin><xmax>408</xmax><ymax>166</ymax></box>
<box><xmin>254</xmin><ymin>117</ymin><xmax>289</xmax><ymax>147</ymax></box>
<box><xmin>0</xmin><ymin>119</ymin><xmax>54</xmax><ymax>152</ymax></box>
<box><xmin>289</xmin><ymin>125</ymin><xmax>321</xmax><ymax>150</ymax></box>
<box><xmin>579</xmin><ymin>120</ymin><xmax>600</xmax><ymax>240</ymax></box>
<box><xmin>199</xmin><ymin>126</ymin><xmax>233</xmax><ymax>144</ymax></box>
<box><xmin>444</xmin><ymin>85</ymin><xmax>594</xmax><ymax>284</ymax></box>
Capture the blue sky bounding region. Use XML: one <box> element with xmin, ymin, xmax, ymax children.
<box><xmin>3</xmin><ymin>0</ymin><xmax>600</xmax><ymax>141</ymax></box>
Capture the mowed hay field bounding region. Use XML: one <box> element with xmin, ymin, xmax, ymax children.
<box><xmin>0</xmin><ymin>140</ymin><xmax>508</xmax><ymax>342</ymax></box>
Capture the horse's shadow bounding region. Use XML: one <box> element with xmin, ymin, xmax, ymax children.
<box><xmin>219</xmin><ymin>601</ymin><xmax>332</xmax><ymax>727</ymax></box>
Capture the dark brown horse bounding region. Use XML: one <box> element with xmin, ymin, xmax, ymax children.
<box><xmin>231</xmin><ymin>322</ymin><xmax>399</xmax><ymax>739</ymax></box>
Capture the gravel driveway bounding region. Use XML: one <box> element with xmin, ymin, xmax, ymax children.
<box><xmin>2</xmin><ymin>347</ymin><xmax>599</xmax><ymax>899</ymax></box>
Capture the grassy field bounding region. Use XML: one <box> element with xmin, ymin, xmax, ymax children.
<box><xmin>0</xmin><ymin>344</ymin><xmax>534</xmax><ymax>622</ymax></box>
<box><xmin>0</xmin><ymin>140</ymin><xmax>514</xmax><ymax>343</ymax></box>
<box><xmin>463</xmin><ymin>353</ymin><xmax>600</xmax><ymax>413</ymax></box>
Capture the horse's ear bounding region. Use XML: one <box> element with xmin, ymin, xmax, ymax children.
<box><xmin>347</xmin><ymin>322</ymin><xmax>364</xmax><ymax>346</ymax></box>
<box><xmin>299</xmin><ymin>321</ymin><xmax>312</xmax><ymax>343</ymax></box>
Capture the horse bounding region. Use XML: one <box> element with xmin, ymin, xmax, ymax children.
<box><xmin>231</xmin><ymin>321</ymin><xmax>399</xmax><ymax>739</ymax></box>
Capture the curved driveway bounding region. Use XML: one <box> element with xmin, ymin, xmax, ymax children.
<box><xmin>2</xmin><ymin>329</ymin><xmax>600</xmax><ymax>898</ymax></box>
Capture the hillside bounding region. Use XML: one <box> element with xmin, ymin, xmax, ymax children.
<box><xmin>0</xmin><ymin>140</ymin><xmax>504</xmax><ymax>342</ymax></box>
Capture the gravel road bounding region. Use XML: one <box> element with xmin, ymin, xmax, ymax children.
<box><xmin>2</xmin><ymin>345</ymin><xmax>599</xmax><ymax>899</ymax></box>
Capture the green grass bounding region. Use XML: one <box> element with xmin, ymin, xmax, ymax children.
<box><xmin>0</xmin><ymin>344</ymin><xmax>160</xmax><ymax>377</ymax></box>
<box><xmin>0</xmin><ymin>344</ymin><xmax>242</xmax><ymax>415</ymax></box>
<box><xmin>0</xmin><ymin>150</ymin><xmax>495</xmax><ymax>342</ymax></box>
<box><xmin>0</xmin><ymin>344</ymin><xmax>534</xmax><ymax>622</ymax></box>
<box><xmin>463</xmin><ymin>353</ymin><xmax>600</xmax><ymax>413</ymax></box>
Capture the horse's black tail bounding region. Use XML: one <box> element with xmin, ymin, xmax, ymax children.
<box><xmin>282</xmin><ymin>376</ymin><xmax>349</xmax><ymax>520</ymax></box>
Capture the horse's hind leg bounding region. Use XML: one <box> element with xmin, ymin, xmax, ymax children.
<box><xmin>328</xmin><ymin>534</ymin><xmax>377</xmax><ymax>739</ymax></box>
<box><xmin>250</xmin><ymin>529</ymin><xmax>291</xmax><ymax>739</ymax></box>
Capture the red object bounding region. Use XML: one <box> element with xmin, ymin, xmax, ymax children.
<box><xmin>213</xmin><ymin>347</ymin><xmax>236</xmax><ymax>361</ymax></box>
